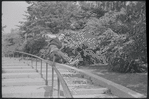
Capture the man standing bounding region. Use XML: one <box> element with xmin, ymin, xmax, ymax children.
<box><xmin>44</xmin><ymin>33</ymin><xmax>79</xmax><ymax>65</ymax></box>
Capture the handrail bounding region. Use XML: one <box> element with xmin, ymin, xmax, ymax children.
<box><xmin>4</xmin><ymin>51</ymin><xmax>146</xmax><ymax>98</ymax></box>
<box><xmin>52</xmin><ymin>61</ymin><xmax>72</xmax><ymax>97</ymax></box>
<box><xmin>6</xmin><ymin>51</ymin><xmax>73</xmax><ymax>98</ymax></box>
<box><xmin>54</xmin><ymin>63</ymin><xmax>146</xmax><ymax>98</ymax></box>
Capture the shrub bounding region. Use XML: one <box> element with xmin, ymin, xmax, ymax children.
<box><xmin>23</xmin><ymin>36</ymin><xmax>47</xmax><ymax>55</ymax></box>
<box><xmin>107</xmin><ymin>52</ymin><xmax>147</xmax><ymax>73</ymax></box>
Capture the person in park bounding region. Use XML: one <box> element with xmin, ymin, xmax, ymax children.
<box><xmin>43</xmin><ymin>33</ymin><xmax>79</xmax><ymax>65</ymax></box>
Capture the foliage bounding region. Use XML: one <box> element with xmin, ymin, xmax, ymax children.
<box><xmin>108</xmin><ymin>1</ymin><xmax>146</xmax><ymax>73</ymax></box>
<box><xmin>23</xmin><ymin>36</ymin><xmax>47</xmax><ymax>55</ymax></box>
<box><xmin>8</xmin><ymin>1</ymin><xmax>146</xmax><ymax>73</ymax></box>
<box><xmin>2</xmin><ymin>29</ymin><xmax>23</xmax><ymax>55</ymax></box>
<box><xmin>18</xmin><ymin>1</ymin><xmax>80</xmax><ymax>36</ymax></box>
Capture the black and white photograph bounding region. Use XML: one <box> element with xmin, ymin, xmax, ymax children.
<box><xmin>2</xmin><ymin>1</ymin><xmax>147</xmax><ymax>98</ymax></box>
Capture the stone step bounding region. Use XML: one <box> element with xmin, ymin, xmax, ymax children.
<box><xmin>2</xmin><ymin>59</ymin><xmax>25</xmax><ymax>62</ymax></box>
<box><xmin>2</xmin><ymin>85</ymin><xmax>115</xmax><ymax>98</ymax></box>
<box><xmin>2</xmin><ymin>78</ymin><xmax>45</xmax><ymax>87</ymax></box>
<box><xmin>2</xmin><ymin>85</ymin><xmax>70</xmax><ymax>98</ymax></box>
<box><xmin>29</xmin><ymin>64</ymin><xmax>65</xmax><ymax>69</ymax></box>
<box><xmin>2</xmin><ymin>58</ymin><xmax>18</xmax><ymax>60</ymax></box>
<box><xmin>2</xmin><ymin>64</ymin><xmax>29</xmax><ymax>67</ymax></box>
<box><xmin>41</xmin><ymin>72</ymin><xmax>82</xmax><ymax>78</ymax></box>
<box><xmin>2</xmin><ymin>78</ymin><xmax>89</xmax><ymax>88</ymax></box>
<box><xmin>66</xmin><ymin>83</ymin><xmax>93</xmax><ymax>87</ymax></box>
<box><xmin>47</xmin><ymin>80</ymin><xmax>92</xmax><ymax>87</ymax></box>
<box><xmin>2</xmin><ymin>71</ymin><xmax>82</xmax><ymax>79</ymax></box>
<box><xmin>3</xmin><ymin>65</ymin><xmax>77</xmax><ymax>74</ymax></box>
<box><xmin>22</xmin><ymin>62</ymin><xmax>68</xmax><ymax>69</ymax></box>
<box><xmin>2</xmin><ymin>63</ymin><xmax>29</xmax><ymax>66</ymax></box>
<box><xmin>3</xmin><ymin>68</ymin><xmax>69</xmax><ymax>73</ymax></box>
<box><xmin>2</xmin><ymin>66</ymin><xmax>32</xmax><ymax>69</ymax></box>
<box><xmin>2</xmin><ymin>59</ymin><xmax>23</xmax><ymax>62</ymax></box>
<box><xmin>63</xmin><ymin>77</ymin><xmax>91</xmax><ymax>85</ymax></box>
<box><xmin>70</xmin><ymin>88</ymin><xmax>110</xmax><ymax>95</ymax></box>
<box><xmin>54</xmin><ymin>83</ymin><xmax>104</xmax><ymax>92</ymax></box>
<box><xmin>2</xmin><ymin>58</ymin><xmax>118</xmax><ymax>98</ymax></box>
<box><xmin>68</xmin><ymin>84</ymin><xmax>103</xmax><ymax>90</ymax></box>
<box><xmin>72</xmin><ymin>94</ymin><xmax>118</xmax><ymax>98</ymax></box>
<box><xmin>2</xmin><ymin>85</ymin><xmax>53</xmax><ymax>98</ymax></box>
<box><xmin>2</xmin><ymin>77</ymin><xmax>89</xmax><ymax>87</ymax></box>
<box><xmin>3</xmin><ymin>62</ymin><xmax>68</xmax><ymax>69</ymax></box>
<box><xmin>33</xmin><ymin>67</ymin><xmax>70</xmax><ymax>72</ymax></box>
<box><xmin>2</xmin><ymin>72</ymin><xmax>41</xmax><ymax>79</ymax></box>
<box><xmin>3</xmin><ymin>69</ymin><xmax>37</xmax><ymax>73</ymax></box>
<box><xmin>3</xmin><ymin>94</ymin><xmax>65</xmax><ymax>98</ymax></box>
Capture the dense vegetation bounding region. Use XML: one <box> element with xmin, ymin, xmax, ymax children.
<box><xmin>2</xmin><ymin>29</ymin><xmax>23</xmax><ymax>55</ymax></box>
<box><xmin>3</xmin><ymin>1</ymin><xmax>147</xmax><ymax>73</ymax></box>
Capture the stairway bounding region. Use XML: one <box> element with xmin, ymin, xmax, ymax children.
<box><xmin>2</xmin><ymin>57</ymin><xmax>118</xmax><ymax>98</ymax></box>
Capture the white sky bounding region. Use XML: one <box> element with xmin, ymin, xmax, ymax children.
<box><xmin>2</xmin><ymin>1</ymin><xmax>30</xmax><ymax>33</ymax></box>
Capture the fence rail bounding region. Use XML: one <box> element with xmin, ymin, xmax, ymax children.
<box><xmin>6</xmin><ymin>51</ymin><xmax>73</xmax><ymax>98</ymax></box>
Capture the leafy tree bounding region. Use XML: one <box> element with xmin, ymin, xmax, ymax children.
<box><xmin>22</xmin><ymin>36</ymin><xmax>47</xmax><ymax>55</ymax></box>
<box><xmin>2</xmin><ymin>29</ymin><xmax>23</xmax><ymax>55</ymax></box>
<box><xmin>102</xmin><ymin>1</ymin><xmax>147</xmax><ymax>73</ymax></box>
<box><xmin>15</xmin><ymin>1</ymin><xmax>147</xmax><ymax>73</ymax></box>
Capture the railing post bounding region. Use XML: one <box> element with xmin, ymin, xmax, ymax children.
<box><xmin>24</xmin><ymin>54</ymin><xmax>26</xmax><ymax>60</ymax></box>
<box><xmin>12</xmin><ymin>52</ymin><xmax>13</xmax><ymax>58</ymax></box>
<box><xmin>25</xmin><ymin>55</ymin><xmax>27</xmax><ymax>63</ymax></box>
<box><xmin>41</xmin><ymin>60</ymin><xmax>42</xmax><ymax>77</ymax></box>
<box><xmin>31</xmin><ymin>57</ymin><xmax>33</xmax><ymax>68</ymax></box>
<box><xmin>46</xmin><ymin>63</ymin><xmax>48</xmax><ymax>85</ymax></box>
<box><xmin>21</xmin><ymin>54</ymin><xmax>23</xmax><ymax>60</ymax></box>
<box><xmin>9</xmin><ymin>52</ymin><xmax>10</xmax><ymax>58</ymax></box>
<box><xmin>51</xmin><ymin>55</ymin><xmax>56</xmax><ymax>97</ymax></box>
<box><xmin>13</xmin><ymin>52</ymin><xmax>15</xmax><ymax>58</ymax></box>
<box><xmin>57</xmin><ymin>77</ymin><xmax>60</xmax><ymax>98</ymax></box>
<box><xmin>36</xmin><ymin>58</ymin><xmax>37</xmax><ymax>72</ymax></box>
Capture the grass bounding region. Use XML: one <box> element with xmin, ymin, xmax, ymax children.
<box><xmin>79</xmin><ymin>65</ymin><xmax>148</xmax><ymax>96</ymax></box>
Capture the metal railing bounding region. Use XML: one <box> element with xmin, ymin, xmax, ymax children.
<box><xmin>5</xmin><ymin>51</ymin><xmax>73</xmax><ymax>98</ymax></box>
<box><xmin>4</xmin><ymin>51</ymin><xmax>146</xmax><ymax>98</ymax></box>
